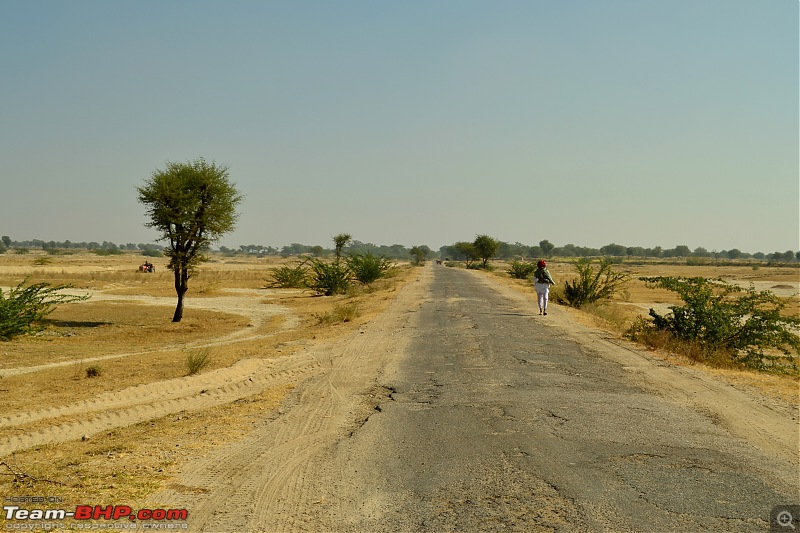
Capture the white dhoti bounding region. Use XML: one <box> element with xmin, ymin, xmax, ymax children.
<box><xmin>534</xmin><ymin>282</ymin><xmax>550</xmax><ymax>312</ymax></box>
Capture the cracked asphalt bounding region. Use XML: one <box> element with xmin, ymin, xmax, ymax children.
<box><xmin>316</xmin><ymin>266</ymin><xmax>797</xmax><ymax>532</ymax></box>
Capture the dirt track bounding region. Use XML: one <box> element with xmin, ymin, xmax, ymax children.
<box><xmin>0</xmin><ymin>288</ymin><xmax>303</xmax><ymax>455</ymax></box>
<box><xmin>143</xmin><ymin>266</ymin><xmax>798</xmax><ymax>532</ymax></box>
<box><xmin>0</xmin><ymin>263</ymin><xmax>796</xmax><ymax>530</ymax></box>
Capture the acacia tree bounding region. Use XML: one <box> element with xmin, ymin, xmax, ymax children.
<box><xmin>453</xmin><ymin>241</ymin><xmax>479</xmax><ymax>268</ymax></box>
<box><xmin>539</xmin><ymin>239</ymin><xmax>555</xmax><ymax>257</ymax></box>
<box><xmin>473</xmin><ymin>234</ymin><xmax>500</xmax><ymax>268</ymax></box>
<box><xmin>409</xmin><ymin>245</ymin><xmax>430</xmax><ymax>265</ymax></box>
<box><xmin>138</xmin><ymin>158</ymin><xmax>242</xmax><ymax>322</ymax></box>
<box><xmin>333</xmin><ymin>233</ymin><xmax>352</xmax><ymax>259</ymax></box>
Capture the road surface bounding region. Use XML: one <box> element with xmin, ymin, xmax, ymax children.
<box><xmin>154</xmin><ymin>265</ymin><xmax>799</xmax><ymax>532</ymax></box>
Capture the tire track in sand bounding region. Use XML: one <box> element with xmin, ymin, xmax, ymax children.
<box><xmin>0</xmin><ymin>289</ymin><xmax>299</xmax><ymax>378</ymax></box>
<box><xmin>148</xmin><ymin>268</ymin><xmax>432</xmax><ymax>533</ymax></box>
<box><xmin>0</xmin><ymin>354</ymin><xmax>320</xmax><ymax>457</ymax></box>
<box><xmin>0</xmin><ymin>288</ymin><xmax>305</xmax><ymax>458</ymax></box>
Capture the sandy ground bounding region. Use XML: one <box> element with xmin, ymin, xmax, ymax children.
<box><xmin>143</xmin><ymin>266</ymin><xmax>797</xmax><ymax>531</ymax></box>
<box><xmin>0</xmin><ymin>254</ymin><xmax>797</xmax><ymax>531</ymax></box>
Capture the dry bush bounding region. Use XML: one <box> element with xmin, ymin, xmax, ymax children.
<box><xmin>186</xmin><ymin>347</ymin><xmax>213</xmax><ymax>375</ymax></box>
<box><xmin>314</xmin><ymin>302</ymin><xmax>361</xmax><ymax>325</ymax></box>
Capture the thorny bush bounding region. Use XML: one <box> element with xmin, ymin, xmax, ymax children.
<box><xmin>0</xmin><ymin>279</ymin><xmax>90</xmax><ymax>341</ymax></box>
<box><xmin>561</xmin><ymin>258</ymin><xmax>629</xmax><ymax>308</ymax></box>
<box><xmin>628</xmin><ymin>277</ymin><xmax>800</xmax><ymax>373</ymax></box>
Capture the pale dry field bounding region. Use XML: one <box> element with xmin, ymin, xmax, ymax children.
<box><xmin>0</xmin><ymin>251</ymin><xmax>414</xmax><ymax>523</ymax></box>
<box><xmin>0</xmin><ymin>252</ymin><xmax>797</xmax><ymax>527</ymax></box>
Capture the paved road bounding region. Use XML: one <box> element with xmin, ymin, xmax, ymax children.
<box><xmin>308</xmin><ymin>266</ymin><xmax>798</xmax><ymax>532</ymax></box>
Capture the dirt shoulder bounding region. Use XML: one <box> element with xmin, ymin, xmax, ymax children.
<box><xmin>0</xmin><ymin>255</ymin><xmax>417</xmax><ymax>524</ymax></box>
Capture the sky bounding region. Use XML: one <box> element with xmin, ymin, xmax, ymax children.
<box><xmin>1</xmin><ymin>1</ymin><xmax>797</xmax><ymax>254</ymax></box>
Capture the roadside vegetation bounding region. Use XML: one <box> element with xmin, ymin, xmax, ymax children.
<box><xmin>268</xmin><ymin>235</ymin><xmax>396</xmax><ymax>295</ymax></box>
<box><xmin>507</xmin><ymin>260</ymin><xmax>537</xmax><ymax>280</ymax></box>
<box><xmin>559</xmin><ymin>259</ymin><xmax>629</xmax><ymax>308</ymax></box>
<box><xmin>485</xmin><ymin>256</ymin><xmax>799</xmax><ymax>376</ymax></box>
<box><xmin>628</xmin><ymin>277</ymin><xmax>800</xmax><ymax>373</ymax></box>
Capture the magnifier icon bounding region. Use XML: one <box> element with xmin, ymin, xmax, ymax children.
<box><xmin>778</xmin><ymin>510</ymin><xmax>796</xmax><ymax>529</ymax></box>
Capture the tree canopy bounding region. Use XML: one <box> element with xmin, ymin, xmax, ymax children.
<box><xmin>473</xmin><ymin>234</ymin><xmax>500</xmax><ymax>268</ymax></box>
<box><xmin>138</xmin><ymin>158</ymin><xmax>242</xmax><ymax>322</ymax></box>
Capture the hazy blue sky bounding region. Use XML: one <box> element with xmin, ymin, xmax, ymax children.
<box><xmin>1</xmin><ymin>1</ymin><xmax>797</xmax><ymax>253</ymax></box>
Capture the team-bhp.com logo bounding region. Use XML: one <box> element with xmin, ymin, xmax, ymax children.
<box><xmin>4</xmin><ymin>505</ymin><xmax>188</xmax><ymax>529</ymax></box>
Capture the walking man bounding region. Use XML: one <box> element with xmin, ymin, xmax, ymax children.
<box><xmin>533</xmin><ymin>260</ymin><xmax>556</xmax><ymax>315</ymax></box>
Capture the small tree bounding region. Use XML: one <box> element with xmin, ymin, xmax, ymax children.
<box><xmin>473</xmin><ymin>234</ymin><xmax>500</xmax><ymax>269</ymax></box>
<box><xmin>138</xmin><ymin>158</ymin><xmax>242</xmax><ymax>322</ymax></box>
<box><xmin>333</xmin><ymin>234</ymin><xmax>352</xmax><ymax>259</ymax></box>
<box><xmin>539</xmin><ymin>239</ymin><xmax>555</xmax><ymax>257</ymax></box>
<box><xmin>409</xmin><ymin>246</ymin><xmax>428</xmax><ymax>265</ymax></box>
<box><xmin>453</xmin><ymin>241</ymin><xmax>479</xmax><ymax>268</ymax></box>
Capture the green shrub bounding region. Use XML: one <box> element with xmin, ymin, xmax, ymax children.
<box><xmin>507</xmin><ymin>260</ymin><xmax>537</xmax><ymax>279</ymax></box>
<box><xmin>562</xmin><ymin>259</ymin><xmax>628</xmax><ymax>308</ymax></box>
<box><xmin>141</xmin><ymin>249</ymin><xmax>163</xmax><ymax>258</ymax></box>
<box><xmin>269</xmin><ymin>261</ymin><xmax>309</xmax><ymax>288</ymax></box>
<box><xmin>32</xmin><ymin>257</ymin><xmax>52</xmax><ymax>266</ymax></box>
<box><xmin>347</xmin><ymin>253</ymin><xmax>393</xmax><ymax>284</ymax></box>
<box><xmin>307</xmin><ymin>259</ymin><xmax>351</xmax><ymax>296</ymax></box>
<box><xmin>0</xmin><ymin>279</ymin><xmax>90</xmax><ymax>340</ymax></box>
<box><xmin>186</xmin><ymin>348</ymin><xmax>212</xmax><ymax>375</ymax></box>
<box><xmin>629</xmin><ymin>277</ymin><xmax>800</xmax><ymax>373</ymax></box>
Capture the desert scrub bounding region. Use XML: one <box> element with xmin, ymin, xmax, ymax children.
<box><xmin>307</xmin><ymin>259</ymin><xmax>351</xmax><ymax>296</ymax></box>
<box><xmin>195</xmin><ymin>272</ymin><xmax>222</xmax><ymax>295</ymax></box>
<box><xmin>561</xmin><ymin>258</ymin><xmax>628</xmax><ymax>308</ymax></box>
<box><xmin>186</xmin><ymin>348</ymin><xmax>213</xmax><ymax>375</ymax></box>
<box><xmin>0</xmin><ymin>279</ymin><xmax>90</xmax><ymax>340</ymax></box>
<box><xmin>86</xmin><ymin>365</ymin><xmax>102</xmax><ymax>378</ymax></box>
<box><xmin>628</xmin><ymin>277</ymin><xmax>800</xmax><ymax>373</ymax></box>
<box><xmin>314</xmin><ymin>302</ymin><xmax>361</xmax><ymax>325</ymax></box>
<box><xmin>269</xmin><ymin>261</ymin><xmax>309</xmax><ymax>288</ymax></box>
<box><xmin>506</xmin><ymin>260</ymin><xmax>537</xmax><ymax>280</ymax></box>
<box><xmin>347</xmin><ymin>253</ymin><xmax>393</xmax><ymax>284</ymax></box>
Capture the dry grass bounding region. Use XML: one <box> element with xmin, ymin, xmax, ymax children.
<box><xmin>0</xmin><ymin>252</ymin><xmax>414</xmax><ymax>520</ymax></box>
<box><xmin>0</xmin><ymin>385</ymin><xmax>293</xmax><ymax>524</ymax></box>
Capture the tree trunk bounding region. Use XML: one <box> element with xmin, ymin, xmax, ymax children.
<box><xmin>172</xmin><ymin>268</ymin><xmax>189</xmax><ymax>322</ymax></box>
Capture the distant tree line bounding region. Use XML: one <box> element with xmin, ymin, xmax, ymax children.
<box><xmin>0</xmin><ymin>236</ymin><xmax>164</xmax><ymax>254</ymax></box>
<box><xmin>440</xmin><ymin>239</ymin><xmax>799</xmax><ymax>263</ymax></box>
<box><xmin>2</xmin><ymin>234</ymin><xmax>797</xmax><ymax>263</ymax></box>
<box><xmin>220</xmin><ymin>240</ymin><xmax>421</xmax><ymax>261</ymax></box>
